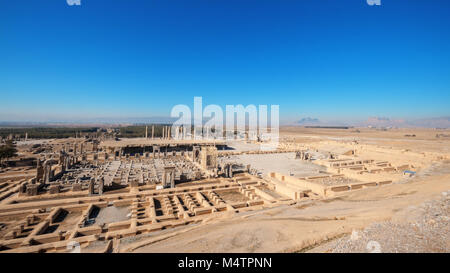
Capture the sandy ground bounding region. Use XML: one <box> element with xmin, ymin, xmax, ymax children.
<box><xmin>95</xmin><ymin>206</ymin><xmax>130</xmax><ymax>226</ymax></box>
<box><xmin>219</xmin><ymin>152</ymin><xmax>327</xmax><ymax>177</ymax></box>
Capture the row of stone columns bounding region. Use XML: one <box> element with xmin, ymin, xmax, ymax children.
<box><xmin>162</xmin><ymin>126</ymin><xmax>171</xmax><ymax>139</ymax></box>
<box><xmin>145</xmin><ymin>125</ymin><xmax>156</xmax><ymax>139</ymax></box>
<box><xmin>145</xmin><ymin>125</ymin><xmax>223</xmax><ymax>140</ymax></box>
<box><xmin>157</xmin><ymin>126</ymin><xmax>197</xmax><ymax>140</ymax></box>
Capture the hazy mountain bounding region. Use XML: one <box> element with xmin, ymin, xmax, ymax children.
<box><xmin>296</xmin><ymin>117</ymin><xmax>320</xmax><ymax>125</ymax></box>
<box><xmin>407</xmin><ymin>117</ymin><xmax>450</xmax><ymax>128</ymax></box>
<box><xmin>361</xmin><ymin>116</ymin><xmax>450</xmax><ymax>128</ymax></box>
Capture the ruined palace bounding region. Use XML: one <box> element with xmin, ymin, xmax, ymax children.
<box><xmin>0</xmin><ymin>126</ymin><xmax>447</xmax><ymax>253</ymax></box>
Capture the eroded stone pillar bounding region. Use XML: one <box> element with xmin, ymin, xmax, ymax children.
<box><xmin>88</xmin><ymin>178</ymin><xmax>95</xmax><ymax>195</ymax></box>
<box><xmin>163</xmin><ymin>166</ymin><xmax>175</xmax><ymax>188</ymax></box>
<box><xmin>98</xmin><ymin>177</ymin><xmax>104</xmax><ymax>195</ymax></box>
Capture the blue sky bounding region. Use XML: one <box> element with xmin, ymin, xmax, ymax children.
<box><xmin>0</xmin><ymin>0</ymin><xmax>449</xmax><ymax>124</ymax></box>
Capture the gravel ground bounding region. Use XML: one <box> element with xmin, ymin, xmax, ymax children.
<box><xmin>219</xmin><ymin>152</ymin><xmax>327</xmax><ymax>177</ymax></box>
<box><xmin>311</xmin><ymin>190</ymin><xmax>450</xmax><ymax>253</ymax></box>
<box><xmin>95</xmin><ymin>206</ymin><xmax>130</xmax><ymax>226</ymax></box>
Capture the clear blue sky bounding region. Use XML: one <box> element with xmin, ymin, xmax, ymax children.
<box><xmin>1</xmin><ymin>0</ymin><xmax>449</xmax><ymax>123</ymax></box>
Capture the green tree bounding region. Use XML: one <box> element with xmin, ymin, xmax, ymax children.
<box><xmin>0</xmin><ymin>141</ymin><xmax>18</xmax><ymax>165</ymax></box>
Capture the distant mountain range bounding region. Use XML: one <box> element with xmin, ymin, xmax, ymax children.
<box><xmin>296</xmin><ymin>117</ymin><xmax>320</xmax><ymax>125</ymax></box>
<box><xmin>295</xmin><ymin>116</ymin><xmax>450</xmax><ymax>128</ymax></box>
<box><xmin>361</xmin><ymin>116</ymin><xmax>450</xmax><ymax>128</ymax></box>
<box><xmin>295</xmin><ymin>117</ymin><xmax>350</xmax><ymax>127</ymax></box>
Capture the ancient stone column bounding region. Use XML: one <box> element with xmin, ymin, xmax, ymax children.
<box><xmin>227</xmin><ymin>164</ymin><xmax>233</xmax><ymax>178</ymax></box>
<box><xmin>43</xmin><ymin>162</ymin><xmax>51</xmax><ymax>184</ymax></box>
<box><xmin>163</xmin><ymin>166</ymin><xmax>175</xmax><ymax>188</ymax></box>
<box><xmin>98</xmin><ymin>177</ymin><xmax>104</xmax><ymax>195</ymax></box>
<box><xmin>18</xmin><ymin>184</ymin><xmax>27</xmax><ymax>196</ymax></box>
<box><xmin>36</xmin><ymin>159</ymin><xmax>44</xmax><ymax>182</ymax></box>
<box><xmin>88</xmin><ymin>178</ymin><xmax>95</xmax><ymax>195</ymax></box>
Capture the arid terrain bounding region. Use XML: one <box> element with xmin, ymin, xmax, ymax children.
<box><xmin>0</xmin><ymin>126</ymin><xmax>449</xmax><ymax>253</ymax></box>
